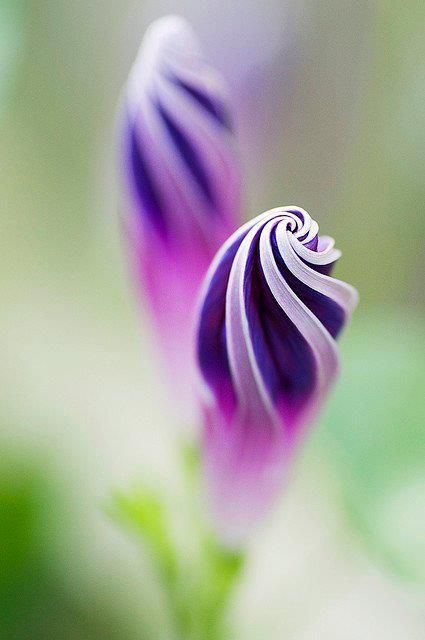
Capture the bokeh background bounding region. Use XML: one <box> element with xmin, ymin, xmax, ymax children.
<box><xmin>1</xmin><ymin>1</ymin><xmax>424</xmax><ymax>638</ymax></box>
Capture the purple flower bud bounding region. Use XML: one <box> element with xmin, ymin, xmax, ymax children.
<box><xmin>121</xmin><ymin>16</ymin><xmax>241</xmax><ymax>421</ymax></box>
<box><xmin>196</xmin><ymin>206</ymin><xmax>358</xmax><ymax>544</ymax></box>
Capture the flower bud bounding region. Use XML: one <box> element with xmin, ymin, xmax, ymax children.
<box><xmin>121</xmin><ymin>16</ymin><xmax>240</xmax><ymax>422</ymax></box>
<box><xmin>196</xmin><ymin>206</ymin><xmax>358</xmax><ymax>544</ymax></box>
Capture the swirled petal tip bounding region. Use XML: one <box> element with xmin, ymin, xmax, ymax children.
<box><xmin>196</xmin><ymin>206</ymin><xmax>358</xmax><ymax>545</ymax></box>
<box><xmin>121</xmin><ymin>16</ymin><xmax>241</xmax><ymax>422</ymax></box>
<box><xmin>123</xmin><ymin>15</ymin><xmax>239</xmax><ymax>242</ymax></box>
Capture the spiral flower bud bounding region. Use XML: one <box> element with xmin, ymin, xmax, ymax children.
<box><xmin>196</xmin><ymin>206</ymin><xmax>358</xmax><ymax>544</ymax></box>
<box><xmin>121</xmin><ymin>16</ymin><xmax>241</xmax><ymax>421</ymax></box>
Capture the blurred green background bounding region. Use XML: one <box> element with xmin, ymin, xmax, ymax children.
<box><xmin>1</xmin><ymin>1</ymin><xmax>424</xmax><ymax>638</ymax></box>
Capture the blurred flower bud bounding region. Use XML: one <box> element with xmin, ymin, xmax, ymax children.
<box><xmin>121</xmin><ymin>16</ymin><xmax>241</xmax><ymax>423</ymax></box>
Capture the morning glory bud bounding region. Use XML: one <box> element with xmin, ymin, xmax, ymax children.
<box><xmin>196</xmin><ymin>206</ymin><xmax>358</xmax><ymax>544</ymax></box>
<box><xmin>121</xmin><ymin>16</ymin><xmax>240</xmax><ymax>421</ymax></box>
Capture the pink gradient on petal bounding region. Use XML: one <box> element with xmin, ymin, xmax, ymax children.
<box><xmin>203</xmin><ymin>403</ymin><xmax>287</xmax><ymax>546</ymax></box>
<box><xmin>127</xmin><ymin>213</ymin><xmax>216</xmax><ymax>425</ymax></box>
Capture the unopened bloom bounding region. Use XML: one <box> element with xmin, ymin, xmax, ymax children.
<box><xmin>196</xmin><ymin>206</ymin><xmax>358</xmax><ymax>544</ymax></box>
<box><xmin>121</xmin><ymin>16</ymin><xmax>240</xmax><ymax>421</ymax></box>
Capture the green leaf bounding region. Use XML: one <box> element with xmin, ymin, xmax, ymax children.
<box><xmin>110</xmin><ymin>488</ymin><xmax>178</xmax><ymax>584</ymax></box>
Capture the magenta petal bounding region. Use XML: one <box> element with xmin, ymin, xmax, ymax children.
<box><xmin>203</xmin><ymin>408</ymin><xmax>286</xmax><ymax>545</ymax></box>
<box><xmin>121</xmin><ymin>16</ymin><xmax>241</xmax><ymax>422</ymax></box>
<box><xmin>196</xmin><ymin>206</ymin><xmax>358</xmax><ymax>544</ymax></box>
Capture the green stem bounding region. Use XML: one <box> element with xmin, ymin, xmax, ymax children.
<box><xmin>109</xmin><ymin>442</ymin><xmax>245</xmax><ymax>640</ymax></box>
